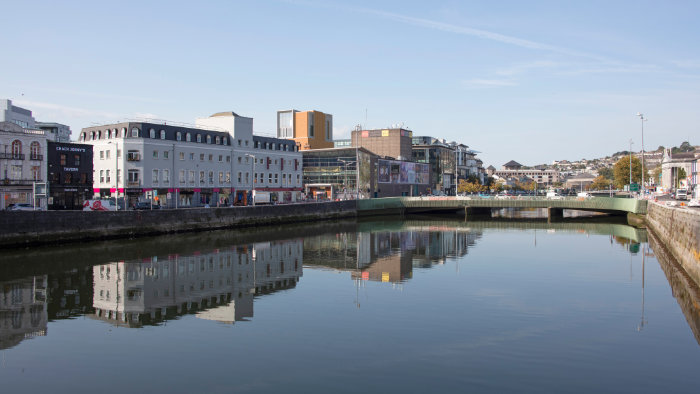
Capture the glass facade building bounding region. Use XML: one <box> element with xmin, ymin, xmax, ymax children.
<box><xmin>302</xmin><ymin>148</ymin><xmax>376</xmax><ymax>200</ymax></box>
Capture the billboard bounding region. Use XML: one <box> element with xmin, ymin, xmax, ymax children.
<box><xmin>378</xmin><ymin>160</ymin><xmax>428</xmax><ymax>184</ymax></box>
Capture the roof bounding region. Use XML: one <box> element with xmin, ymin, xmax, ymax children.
<box><xmin>210</xmin><ymin>111</ymin><xmax>240</xmax><ymax>117</ymax></box>
<box><xmin>487</xmin><ymin>165</ymin><xmax>496</xmax><ymax>170</ymax></box>
<box><xmin>503</xmin><ymin>160</ymin><xmax>523</xmax><ymax>167</ymax></box>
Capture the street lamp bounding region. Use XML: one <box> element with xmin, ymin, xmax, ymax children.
<box><xmin>629</xmin><ymin>139</ymin><xmax>634</xmax><ymax>197</ymax></box>
<box><xmin>338</xmin><ymin>158</ymin><xmax>349</xmax><ymax>200</ymax></box>
<box><xmin>245</xmin><ymin>153</ymin><xmax>256</xmax><ymax>206</ymax></box>
<box><xmin>108</xmin><ymin>141</ymin><xmax>119</xmax><ymax>210</ymax></box>
<box><xmin>636</xmin><ymin>112</ymin><xmax>647</xmax><ymax>197</ymax></box>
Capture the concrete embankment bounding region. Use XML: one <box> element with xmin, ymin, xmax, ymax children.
<box><xmin>645</xmin><ymin>202</ymin><xmax>700</xmax><ymax>285</ymax></box>
<box><xmin>0</xmin><ymin>201</ymin><xmax>357</xmax><ymax>248</ymax></box>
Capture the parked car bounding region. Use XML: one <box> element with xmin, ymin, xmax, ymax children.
<box><xmin>134</xmin><ymin>201</ymin><xmax>158</xmax><ymax>210</ymax></box>
<box><xmin>5</xmin><ymin>203</ymin><xmax>37</xmax><ymax>211</ymax></box>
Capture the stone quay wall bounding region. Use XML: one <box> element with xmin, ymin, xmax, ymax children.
<box><xmin>645</xmin><ymin>202</ymin><xmax>700</xmax><ymax>285</ymax></box>
<box><xmin>0</xmin><ymin>201</ymin><xmax>357</xmax><ymax>248</ymax></box>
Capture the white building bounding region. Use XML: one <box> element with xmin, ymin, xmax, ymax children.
<box><xmin>0</xmin><ymin>121</ymin><xmax>48</xmax><ymax>209</ymax></box>
<box><xmin>79</xmin><ymin>111</ymin><xmax>303</xmax><ymax>208</ymax></box>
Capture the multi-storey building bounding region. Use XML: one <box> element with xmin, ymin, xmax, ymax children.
<box><xmin>277</xmin><ymin>109</ymin><xmax>334</xmax><ymax>150</ymax></box>
<box><xmin>411</xmin><ymin>136</ymin><xmax>456</xmax><ymax>195</ymax></box>
<box><xmin>36</xmin><ymin>122</ymin><xmax>72</xmax><ymax>143</ymax></box>
<box><xmin>351</xmin><ymin>127</ymin><xmax>413</xmax><ymax>160</ymax></box>
<box><xmin>80</xmin><ymin>111</ymin><xmax>303</xmax><ymax>208</ymax></box>
<box><xmin>0</xmin><ymin>121</ymin><xmax>48</xmax><ymax>209</ymax></box>
<box><xmin>47</xmin><ymin>141</ymin><xmax>93</xmax><ymax>210</ymax></box>
<box><xmin>0</xmin><ymin>275</ymin><xmax>48</xmax><ymax>350</ymax></box>
<box><xmin>490</xmin><ymin>160</ymin><xmax>560</xmax><ymax>186</ymax></box>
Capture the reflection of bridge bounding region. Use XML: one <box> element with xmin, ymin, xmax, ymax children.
<box><xmin>358</xmin><ymin>196</ymin><xmax>648</xmax><ymax>219</ymax></box>
<box><xmin>358</xmin><ymin>218</ymin><xmax>648</xmax><ymax>243</ymax></box>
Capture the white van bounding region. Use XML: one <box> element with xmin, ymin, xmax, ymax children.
<box><xmin>675</xmin><ymin>189</ymin><xmax>687</xmax><ymax>200</ymax></box>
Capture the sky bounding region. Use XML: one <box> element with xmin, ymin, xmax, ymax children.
<box><xmin>2</xmin><ymin>0</ymin><xmax>699</xmax><ymax>167</ymax></box>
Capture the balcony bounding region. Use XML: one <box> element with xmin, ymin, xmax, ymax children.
<box><xmin>126</xmin><ymin>153</ymin><xmax>141</xmax><ymax>161</ymax></box>
<box><xmin>30</xmin><ymin>154</ymin><xmax>44</xmax><ymax>161</ymax></box>
<box><xmin>2</xmin><ymin>178</ymin><xmax>43</xmax><ymax>186</ymax></box>
<box><xmin>0</xmin><ymin>153</ymin><xmax>25</xmax><ymax>160</ymax></box>
<box><xmin>127</xmin><ymin>181</ymin><xmax>140</xmax><ymax>187</ymax></box>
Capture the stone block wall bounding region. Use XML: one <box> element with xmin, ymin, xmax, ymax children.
<box><xmin>0</xmin><ymin>201</ymin><xmax>357</xmax><ymax>248</ymax></box>
<box><xmin>645</xmin><ymin>202</ymin><xmax>700</xmax><ymax>285</ymax></box>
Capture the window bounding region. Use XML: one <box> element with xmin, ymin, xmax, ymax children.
<box><xmin>215</xmin><ymin>136</ymin><xmax>220</xmax><ymax>144</ymax></box>
<box><xmin>176</xmin><ymin>132</ymin><xmax>182</xmax><ymax>141</ymax></box>
<box><xmin>223</xmin><ymin>137</ymin><xmax>227</xmax><ymax>146</ymax></box>
<box><xmin>128</xmin><ymin>170</ymin><xmax>139</xmax><ymax>184</ymax></box>
<box><xmin>245</xmin><ymin>172</ymin><xmax>249</xmax><ymax>184</ymax></box>
<box><xmin>179</xmin><ymin>170</ymin><xmax>185</xmax><ymax>184</ymax></box>
<box><xmin>127</xmin><ymin>150</ymin><xmax>141</xmax><ymax>161</ymax></box>
<box><xmin>208</xmin><ymin>154</ymin><xmax>213</xmax><ymax>161</ymax></box>
<box><xmin>199</xmin><ymin>171</ymin><xmax>205</xmax><ymax>184</ymax></box>
<box><xmin>105</xmin><ymin>150</ymin><xmax>110</xmax><ymax>159</ymax></box>
<box><xmin>163</xmin><ymin>151</ymin><xmax>169</xmax><ymax>159</ymax></box>
<box><xmin>238</xmin><ymin>139</ymin><xmax>241</xmax><ymax>146</ymax></box>
<box><xmin>163</xmin><ymin>169</ymin><xmax>170</xmax><ymax>183</ymax></box>
<box><xmin>206</xmin><ymin>135</ymin><xmax>211</xmax><ymax>144</ymax></box>
<box><xmin>238</xmin><ymin>157</ymin><xmax>242</xmax><ymax>164</ymax></box>
<box><xmin>268</xmin><ymin>173</ymin><xmax>272</xmax><ymax>183</ymax></box>
<box><xmin>186</xmin><ymin>133</ymin><xmax>191</xmax><ymax>142</ymax></box>
<box><xmin>131</xmin><ymin>128</ymin><xmax>139</xmax><ymax>137</ymax></box>
<box><xmin>100</xmin><ymin>151</ymin><xmax>104</xmax><ymax>160</ymax></box>
<box><xmin>245</xmin><ymin>140</ymin><xmax>248</xmax><ymax>146</ymax></box>
<box><xmin>10</xmin><ymin>140</ymin><xmax>22</xmax><ymax>157</ymax></box>
<box><xmin>153</xmin><ymin>150</ymin><xmax>159</xmax><ymax>159</ymax></box>
<box><xmin>225</xmin><ymin>172</ymin><xmax>230</xmax><ymax>183</ymax></box>
<box><xmin>30</xmin><ymin>142</ymin><xmax>41</xmax><ymax>160</ymax></box>
<box><xmin>152</xmin><ymin>169</ymin><xmax>159</xmax><ymax>183</ymax></box>
<box><xmin>219</xmin><ymin>172</ymin><xmax>223</xmax><ymax>184</ymax></box>
<box><xmin>60</xmin><ymin>154</ymin><xmax>66</xmax><ymax>166</ymax></box>
<box><xmin>274</xmin><ymin>173</ymin><xmax>278</xmax><ymax>184</ymax></box>
<box><xmin>190</xmin><ymin>153</ymin><xmax>194</xmax><ymax>160</ymax></box>
<box><xmin>196</xmin><ymin>134</ymin><xmax>202</xmax><ymax>143</ymax></box>
<box><xmin>208</xmin><ymin>171</ymin><xmax>214</xmax><ymax>184</ymax></box>
<box><xmin>117</xmin><ymin>169</ymin><xmax>121</xmax><ymax>182</ymax></box>
<box><xmin>188</xmin><ymin>170</ymin><xmax>195</xmax><ymax>183</ymax></box>
<box><xmin>160</xmin><ymin>130</ymin><xmax>166</xmax><ymax>139</ymax></box>
<box><xmin>218</xmin><ymin>155</ymin><xmax>223</xmax><ymax>162</ymax></box>
<box><xmin>200</xmin><ymin>153</ymin><xmax>205</xmax><ymax>161</ymax></box>
<box><xmin>74</xmin><ymin>155</ymin><xmax>80</xmax><ymax>166</ymax></box>
<box><xmin>120</xmin><ymin>127</ymin><xmax>126</xmax><ymax>138</ymax></box>
<box><xmin>63</xmin><ymin>171</ymin><xmax>71</xmax><ymax>183</ymax></box>
<box><xmin>149</xmin><ymin>128</ymin><xmax>156</xmax><ymax>138</ymax></box>
<box><xmin>238</xmin><ymin>172</ymin><xmax>242</xmax><ymax>183</ymax></box>
<box><xmin>100</xmin><ymin>170</ymin><xmax>104</xmax><ymax>183</ymax></box>
<box><xmin>105</xmin><ymin>170</ymin><xmax>110</xmax><ymax>183</ymax></box>
<box><xmin>179</xmin><ymin>152</ymin><xmax>185</xmax><ymax>160</ymax></box>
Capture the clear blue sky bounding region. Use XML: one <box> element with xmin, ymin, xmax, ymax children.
<box><xmin>2</xmin><ymin>0</ymin><xmax>699</xmax><ymax>167</ymax></box>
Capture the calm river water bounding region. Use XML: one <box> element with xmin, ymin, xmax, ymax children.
<box><xmin>1</xmin><ymin>217</ymin><xmax>699</xmax><ymax>393</ymax></box>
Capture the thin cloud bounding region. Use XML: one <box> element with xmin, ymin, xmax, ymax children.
<box><xmin>13</xmin><ymin>99</ymin><xmax>121</xmax><ymax>119</ymax></box>
<box><xmin>462</xmin><ymin>79</ymin><xmax>517</xmax><ymax>87</ymax></box>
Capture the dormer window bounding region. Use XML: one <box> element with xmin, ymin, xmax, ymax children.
<box><xmin>160</xmin><ymin>130</ymin><xmax>166</xmax><ymax>139</ymax></box>
<box><xmin>206</xmin><ymin>135</ymin><xmax>211</xmax><ymax>144</ymax></box>
<box><xmin>149</xmin><ymin>128</ymin><xmax>156</xmax><ymax>138</ymax></box>
<box><xmin>196</xmin><ymin>134</ymin><xmax>202</xmax><ymax>143</ymax></box>
<box><xmin>131</xmin><ymin>128</ymin><xmax>139</xmax><ymax>137</ymax></box>
<box><xmin>186</xmin><ymin>133</ymin><xmax>191</xmax><ymax>142</ymax></box>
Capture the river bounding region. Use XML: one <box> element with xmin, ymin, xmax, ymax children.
<box><xmin>0</xmin><ymin>217</ymin><xmax>698</xmax><ymax>393</ymax></box>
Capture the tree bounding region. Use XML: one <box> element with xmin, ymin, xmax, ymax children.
<box><xmin>676</xmin><ymin>168</ymin><xmax>687</xmax><ymax>189</ymax></box>
<box><xmin>458</xmin><ymin>179</ymin><xmax>484</xmax><ymax>194</ymax></box>
<box><xmin>589</xmin><ymin>175</ymin><xmax>612</xmax><ymax>191</ymax></box>
<box><xmin>598</xmin><ymin>167</ymin><xmax>614</xmax><ymax>180</ymax></box>
<box><xmin>613</xmin><ymin>156</ymin><xmax>642</xmax><ymax>189</ymax></box>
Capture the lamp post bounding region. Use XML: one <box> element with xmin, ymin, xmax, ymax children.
<box><xmin>338</xmin><ymin>158</ymin><xmax>349</xmax><ymax>200</ymax></box>
<box><xmin>636</xmin><ymin>113</ymin><xmax>647</xmax><ymax>197</ymax></box>
<box><xmin>629</xmin><ymin>139</ymin><xmax>634</xmax><ymax>197</ymax></box>
<box><xmin>108</xmin><ymin>141</ymin><xmax>119</xmax><ymax>210</ymax></box>
<box><xmin>245</xmin><ymin>153</ymin><xmax>255</xmax><ymax>206</ymax></box>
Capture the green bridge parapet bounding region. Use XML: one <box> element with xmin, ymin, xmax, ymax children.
<box><xmin>357</xmin><ymin>196</ymin><xmax>648</xmax><ymax>215</ymax></box>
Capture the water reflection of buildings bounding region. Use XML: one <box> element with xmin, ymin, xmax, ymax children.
<box><xmin>92</xmin><ymin>239</ymin><xmax>303</xmax><ymax>327</ymax></box>
<box><xmin>0</xmin><ymin>276</ymin><xmax>47</xmax><ymax>350</ymax></box>
<box><xmin>304</xmin><ymin>222</ymin><xmax>483</xmax><ymax>284</ymax></box>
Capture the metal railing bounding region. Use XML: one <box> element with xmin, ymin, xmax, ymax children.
<box><xmin>29</xmin><ymin>154</ymin><xmax>44</xmax><ymax>161</ymax></box>
<box><xmin>0</xmin><ymin>153</ymin><xmax>25</xmax><ymax>160</ymax></box>
<box><xmin>2</xmin><ymin>178</ymin><xmax>43</xmax><ymax>185</ymax></box>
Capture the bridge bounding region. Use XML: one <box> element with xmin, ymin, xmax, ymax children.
<box><xmin>357</xmin><ymin>196</ymin><xmax>648</xmax><ymax>220</ymax></box>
